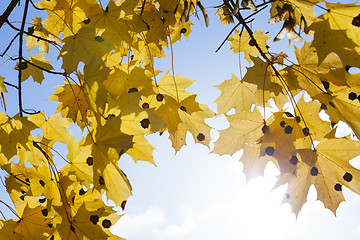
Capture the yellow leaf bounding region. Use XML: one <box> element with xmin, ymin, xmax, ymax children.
<box><xmin>28</xmin><ymin>111</ymin><xmax>71</xmax><ymax>143</ymax></box>
<box><xmin>15</xmin><ymin>54</ymin><xmax>53</xmax><ymax>84</ymax></box>
<box><xmin>25</xmin><ymin>17</ymin><xmax>61</xmax><ymax>53</ymax></box>
<box><xmin>126</xmin><ymin>135</ymin><xmax>156</xmax><ymax>165</ymax></box>
<box><xmin>36</xmin><ymin>0</ymin><xmax>96</xmax><ymax>37</ymax></box>
<box><xmin>60</xmin><ymin>27</ymin><xmax>114</xmax><ymax>73</ymax></box>
<box><xmin>48</xmin><ymin>81</ymin><xmax>92</xmax><ymax>130</ymax></box>
<box><xmin>228</xmin><ymin>30</ymin><xmax>270</xmax><ymax>64</ymax></box>
<box><xmin>309</xmin><ymin>2</ymin><xmax>360</xmax><ymax>67</ymax></box>
<box><xmin>215</xmin><ymin>74</ymin><xmax>257</xmax><ymax>114</ymax></box>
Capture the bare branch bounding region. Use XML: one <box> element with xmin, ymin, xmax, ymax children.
<box><xmin>0</xmin><ymin>0</ymin><xmax>20</xmax><ymax>30</ymax></box>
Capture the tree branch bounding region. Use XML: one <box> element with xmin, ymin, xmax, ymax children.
<box><xmin>18</xmin><ymin>0</ymin><xmax>30</xmax><ymax>117</ymax></box>
<box><xmin>0</xmin><ymin>0</ymin><xmax>19</xmax><ymax>30</ymax></box>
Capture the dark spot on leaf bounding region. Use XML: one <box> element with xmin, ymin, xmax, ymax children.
<box><xmin>329</xmin><ymin>102</ymin><xmax>335</xmax><ymax>108</ymax></box>
<box><xmin>83</xmin><ymin>18</ymin><xmax>91</xmax><ymax>24</ymax></box>
<box><xmin>180</xmin><ymin>28</ymin><xmax>187</xmax><ymax>34</ymax></box>
<box><xmin>42</xmin><ymin>208</ymin><xmax>48</xmax><ymax>217</ymax></box>
<box><xmin>345</xmin><ymin>65</ymin><xmax>351</xmax><ymax>72</ymax></box>
<box><xmin>90</xmin><ymin>215</ymin><xmax>99</xmax><ymax>225</ymax></box>
<box><xmin>249</xmin><ymin>39</ymin><xmax>256</xmax><ymax>46</ymax></box>
<box><xmin>180</xmin><ymin>106</ymin><xmax>187</xmax><ymax>112</ymax></box>
<box><xmin>119</xmin><ymin>150</ymin><xmax>124</xmax><ymax>156</ymax></box>
<box><xmin>284</xmin><ymin>125</ymin><xmax>292</xmax><ymax>134</ymax></box>
<box><xmin>18</xmin><ymin>61</ymin><xmax>28</xmax><ymax>70</ymax></box>
<box><xmin>128</xmin><ymin>88</ymin><xmax>138</xmax><ymax>93</ymax></box>
<box><xmin>20</xmin><ymin>195</ymin><xmax>25</xmax><ymax>201</ymax></box>
<box><xmin>71</xmin><ymin>196</ymin><xmax>75</xmax><ymax>204</ymax></box>
<box><xmin>321</xmin><ymin>81</ymin><xmax>329</xmax><ymax>90</ymax></box>
<box><xmin>70</xmin><ymin>224</ymin><xmax>76</xmax><ymax>233</ymax></box>
<box><xmin>290</xmin><ymin>155</ymin><xmax>298</xmax><ymax>165</ymax></box>
<box><xmin>95</xmin><ymin>36</ymin><xmax>104</xmax><ymax>42</ymax></box>
<box><xmin>197</xmin><ymin>133</ymin><xmax>205</xmax><ymax>141</ymax></box>
<box><xmin>27</xmin><ymin>26</ymin><xmax>34</xmax><ymax>35</ymax></box>
<box><xmin>25</xmin><ymin>178</ymin><xmax>30</xmax><ymax>183</ymax></box>
<box><xmin>121</xmin><ymin>200</ymin><xmax>127</xmax><ymax>211</ymax></box>
<box><xmin>86</xmin><ymin>157</ymin><xmax>93</xmax><ymax>166</ymax></box>
<box><xmin>285</xmin><ymin>194</ymin><xmax>290</xmax><ymax>199</ymax></box>
<box><xmin>140</xmin><ymin>118</ymin><xmax>150</xmax><ymax>129</ymax></box>
<box><xmin>285</xmin><ymin>112</ymin><xmax>294</xmax><ymax>117</ymax></box>
<box><xmin>352</xmin><ymin>14</ymin><xmax>360</xmax><ymax>27</ymax></box>
<box><xmin>343</xmin><ymin>172</ymin><xmax>353</xmax><ymax>182</ymax></box>
<box><xmin>295</xmin><ymin>116</ymin><xmax>301</xmax><ymax>123</ymax></box>
<box><xmin>39</xmin><ymin>197</ymin><xmax>46</xmax><ymax>203</ymax></box>
<box><xmin>265</xmin><ymin>146</ymin><xmax>274</xmax><ymax>156</ymax></box>
<box><xmin>280</xmin><ymin>121</ymin><xmax>286</xmax><ymax>128</ymax></box>
<box><xmin>48</xmin><ymin>223</ymin><xmax>53</xmax><ymax>228</ymax></box>
<box><xmin>302</xmin><ymin>127</ymin><xmax>310</xmax><ymax>136</ymax></box>
<box><xmin>102</xmin><ymin>219</ymin><xmax>112</xmax><ymax>228</ymax></box>
<box><xmin>156</xmin><ymin>93</ymin><xmax>164</xmax><ymax>101</ymax></box>
<box><xmin>334</xmin><ymin>183</ymin><xmax>342</xmax><ymax>191</ymax></box>
<box><xmin>142</xmin><ymin>102</ymin><xmax>149</xmax><ymax>109</ymax></box>
<box><xmin>39</xmin><ymin>180</ymin><xmax>45</xmax><ymax>187</ymax></box>
<box><xmin>99</xmin><ymin>176</ymin><xmax>105</xmax><ymax>185</ymax></box>
<box><xmin>349</xmin><ymin>92</ymin><xmax>357</xmax><ymax>100</ymax></box>
<box><xmin>310</xmin><ymin>167</ymin><xmax>318</xmax><ymax>176</ymax></box>
<box><xmin>79</xmin><ymin>188</ymin><xmax>86</xmax><ymax>195</ymax></box>
<box><xmin>262</xmin><ymin>124</ymin><xmax>269</xmax><ymax>134</ymax></box>
<box><xmin>320</xmin><ymin>103</ymin><xmax>327</xmax><ymax>110</ymax></box>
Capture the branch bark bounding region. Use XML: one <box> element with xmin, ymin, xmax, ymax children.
<box><xmin>0</xmin><ymin>0</ymin><xmax>20</xmax><ymax>30</ymax></box>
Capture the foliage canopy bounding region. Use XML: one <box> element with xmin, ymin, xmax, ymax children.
<box><xmin>1</xmin><ymin>0</ymin><xmax>360</xmax><ymax>238</ymax></box>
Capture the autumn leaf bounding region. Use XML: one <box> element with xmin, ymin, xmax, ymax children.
<box><xmin>215</xmin><ymin>74</ymin><xmax>257</xmax><ymax>114</ymax></box>
<box><xmin>309</xmin><ymin>2</ymin><xmax>360</xmax><ymax>68</ymax></box>
<box><xmin>228</xmin><ymin>30</ymin><xmax>270</xmax><ymax>64</ymax></box>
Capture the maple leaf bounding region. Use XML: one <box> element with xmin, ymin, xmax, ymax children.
<box><xmin>215</xmin><ymin>74</ymin><xmax>257</xmax><ymax>115</ymax></box>
<box><xmin>14</xmin><ymin>198</ymin><xmax>52</xmax><ymax>239</ymax></box>
<box><xmin>62</xmin><ymin>134</ymin><xmax>93</xmax><ymax>186</ymax></box>
<box><xmin>215</xmin><ymin>4</ymin><xmax>234</xmax><ymax>26</ymax></box>
<box><xmin>15</xmin><ymin>54</ymin><xmax>53</xmax><ymax>84</ymax></box>
<box><xmin>28</xmin><ymin>111</ymin><xmax>71</xmax><ymax>143</ymax></box>
<box><xmin>213</xmin><ymin>108</ymin><xmax>265</xmax><ymax>156</ymax></box>
<box><xmin>312</xmin><ymin>80</ymin><xmax>360</xmax><ymax>137</ymax></box>
<box><xmin>276</xmin><ymin>138</ymin><xmax>360</xmax><ymax>215</ymax></box>
<box><xmin>0</xmin><ymin>113</ymin><xmax>36</xmax><ymax>160</ymax></box>
<box><xmin>169</xmin><ymin>104</ymin><xmax>213</xmax><ymax>152</ymax></box>
<box><xmin>83</xmin><ymin>0</ymin><xmax>133</xmax><ymax>49</ymax></box>
<box><xmin>270</xmin><ymin>0</ymin><xmax>322</xmax><ymax>32</ymax></box>
<box><xmin>242</xmin><ymin>57</ymin><xmax>283</xmax><ymax>102</ymax></box>
<box><xmin>0</xmin><ymin>220</ymin><xmax>23</xmax><ymax>239</ymax></box>
<box><xmin>102</xmin><ymin>61</ymin><xmax>154</xmax><ymax>98</ymax></box>
<box><xmin>60</xmin><ymin>27</ymin><xmax>114</xmax><ymax>73</ymax></box>
<box><xmin>53</xmin><ymin>203</ymin><xmax>120</xmax><ymax>240</ymax></box>
<box><xmin>25</xmin><ymin>17</ymin><xmax>61</xmax><ymax>53</ymax></box>
<box><xmin>83</xmin><ymin>116</ymin><xmax>133</xmax><ymax>206</ymax></box>
<box><xmin>36</xmin><ymin>0</ymin><xmax>98</xmax><ymax>37</ymax></box>
<box><xmin>228</xmin><ymin>30</ymin><xmax>270</xmax><ymax>64</ymax></box>
<box><xmin>309</xmin><ymin>2</ymin><xmax>360</xmax><ymax>68</ymax></box>
<box><xmin>126</xmin><ymin>135</ymin><xmax>156</xmax><ymax>165</ymax></box>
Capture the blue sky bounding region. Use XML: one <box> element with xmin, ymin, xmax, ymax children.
<box><xmin>1</xmin><ymin>1</ymin><xmax>360</xmax><ymax>239</ymax></box>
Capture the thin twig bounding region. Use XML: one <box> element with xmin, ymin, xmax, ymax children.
<box><xmin>0</xmin><ymin>33</ymin><xmax>19</xmax><ymax>57</ymax></box>
<box><xmin>0</xmin><ymin>0</ymin><xmax>20</xmax><ymax>30</ymax></box>
<box><xmin>18</xmin><ymin>0</ymin><xmax>30</xmax><ymax>116</ymax></box>
<box><xmin>23</xmin><ymin>58</ymin><xmax>66</xmax><ymax>75</ymax></box>
<box><xmin>6</xmin><ymin>20</ymin><xmax>57</xmax><ymax>45</ymax></box>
